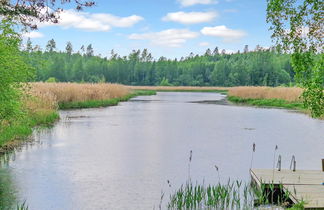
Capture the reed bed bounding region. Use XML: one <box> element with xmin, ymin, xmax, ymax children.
<box><xmin>0</xmin><ymin>82</ymin><xmax>143</xmax><ymax>149</ymax></box>
<box><xmin>30</xmin><ymin>82</ymin><xmax>131</xmax><ymax>105</ymax></box>
<box><xmin>127</xmin><ymin>86</ymin><xmax>229</xmax><ymax>92</ymax></box>
<box><xmin>228</xmin><ymin>87</ymin><xmax>303</xmax><ymax>102</ymax></box>
<box><xmin>167</xmin><ymin>180</ymin><xmax>294</xmax><ymax>210</ymax></box>
<box><xmin>168</xmin><ymin>180</ymin><xmax>253</xmax><ymax>210</ymax></box>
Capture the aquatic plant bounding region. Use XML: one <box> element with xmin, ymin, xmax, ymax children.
<box><xmin>168</xmin><ymin>180</ymin><xmax>281</xmax><ymax>209</ymax></box>
<box><xmin>16</xmin><ymin>201</ymin><xmax>28</xmax><ymax>210</ymax></box>
<box><xmin>167</xmin><ymin>149</ymin><xmax>295</xmax><ymax>209</ymax></box>
<box><xmin>188</xmin><ymin>150</ymin><xmax>192</xmax><ymax>181</ymax></box>
<box><xmin>250</xmin><ymin>142</ymin><xmax>256</xmax><ymax>169</ymax></box>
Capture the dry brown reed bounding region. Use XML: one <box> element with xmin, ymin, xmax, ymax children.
<box><xmin>228</xmin><ymin>86</ymin><xmax>303</xmax><ymax>102</ymax></box>
<box><xmin>127</xmin><ymin>86</ymin><xmax>230</xmax><ymax>91</ymax></box>
<box><xmin>27</xmin><ymin>83</ymin><xmax>131</xmax><ymax>109</ymax></box>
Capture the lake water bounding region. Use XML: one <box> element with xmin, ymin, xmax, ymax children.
<box><xmin>1</xmin><ymin>92</ymin><xmax>323</xmax><ymax>209</ymax></box>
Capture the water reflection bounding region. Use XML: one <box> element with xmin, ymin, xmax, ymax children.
<box><xmin>0</xmin><ymin>163</ymin><xmax>17</xmax><ymax>209</ymax></box>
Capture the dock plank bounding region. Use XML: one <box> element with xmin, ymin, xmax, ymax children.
<box><xmin>284</xmin><ymin>185</ymin><xmax>324</xmax><ymax>208</ymax></box>
<box><xmin>251</xmin><ymin>169</ymin><xmax>324</xmax><ymax>209</ymax></box>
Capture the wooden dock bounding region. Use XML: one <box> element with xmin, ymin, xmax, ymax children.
<box><xmin>251</xmin><ymin>169</ymin><xmax>324</xmax><ymax>209</ymax></box>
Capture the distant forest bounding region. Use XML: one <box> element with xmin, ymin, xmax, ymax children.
<box><xmin>24</xmin><ymin>39</ymin><xmax>295</xmax><ymax>86</ymax></box>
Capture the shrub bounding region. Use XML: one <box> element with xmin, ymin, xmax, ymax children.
<box><xmin>0</xmin><ymin>20</ymin><xmax>34</xmax><ymax>125</ymax></box>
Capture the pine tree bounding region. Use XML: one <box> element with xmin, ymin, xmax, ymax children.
<box><xmin>26</xmin><ymin>38</ymin><xmax>33</xmax><ymax>52</ymax></box>
<box><xmin>213</xmin><ymin>47</ymin><xmax>219</xmax><ymax>55</ymax></box>
<box><xmin>204</xmin><ymin>48</ymin><xmax>212</xmax><ymax>56</ymax></box>
<box><xmin>243</xmin><ymin>45</ymin><xmax>249</xmax><ymax>53</ymax></box>
<box><xmin>86</xmin><ymin>44</ymin><xmax>94</xmax><ymax>57</ymax></box>
<box><xmin>46</xmin><ymin>39</ymin><xmax>56</xmax><ymax>52</ymax></box>
<box><xmin>65</xmin><ymin>41</ymin><xmax>73</xmax><ymax>55</ymax></box>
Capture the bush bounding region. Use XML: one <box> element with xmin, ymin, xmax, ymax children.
<box><xmin>160</xmin><ymin>77</ymin><xmax>171</xmax><ymax>86</ymax></box>
<box><xmin>0</xmin><ymin>20</ymin><xmax>34</xmax><ymax>129</ymax></box>
<box><xmin>46</xmin><ymin>77</ymin><xmax>58</xmax><ymax>83</ymax></box>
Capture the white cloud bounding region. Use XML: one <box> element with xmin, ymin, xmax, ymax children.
<box><xmin>177</xmin><ymin>0</ymin><xmax>217</xmax><ymax>7</ymax></box>
<box><xmin>129</xmin><ymin>29</ymin><xmax>199</xmax><ymax>47</ymax></box>
<box><xmin>199</xmin><ymin>42</ymin><xmax>210</xmax><ymax>47</ymax></box>
<box><xmin>201</xmin><ymin>25</ymin><xmax>246</xmax><ymax>42</ymax></box>
<box><xmin>91</xmin><ymin>14</ymin><xmax>144</xmax><ymax>27</ymax></box>
<box><xmin>22</xmin><ymin>31</ymin><xmax>44</xmax><ymax>38</ymax></box>
<box><xmin>37</xmin><ymin>10</ymin><xmax>143</xmax><ymax>32</ymax></box>
<box><xmin>162</xmin><ymin>11</ymin><xmax>218</xmax><ymax>24</ymax></box>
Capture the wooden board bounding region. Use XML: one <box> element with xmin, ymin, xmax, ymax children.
<box><xmin>251</xmin><ymin>169</ymin><xmax>324</xmax><ymax>209</ymax></box>
<box><xmin>284</xmin><ymin>185</ymin><xmax>324</xmax><ymax>208</ymax></box>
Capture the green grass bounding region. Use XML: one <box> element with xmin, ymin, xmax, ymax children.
<box><xmin>59</xmin><ymin>90</ymin><xmax>156</xmax><ymax>109</ymax></box>
<box><xmin>0</xmin><ymin>111</ymin><xmax>59</xmax><ymax>147</ymax></box>
<box><xmin>16</xmin><ymin>201</ymin><xmax>29</xmax><ymax>210</ymax></box>
<box><xmin>287</xmin><ymin>201</ymin><xmax>305</xmax><ymax>210</ymax></box>
<box><xmin>167</xmin><ymin>181</ymin><xmax>295</xmax><ymax>209</ymax></box>
<box><xmin>227</xmin><ymin>96</ymin><xmax>304</xmax><ymax>110</ymax></box>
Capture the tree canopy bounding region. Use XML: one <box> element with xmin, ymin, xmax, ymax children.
<box><xmin>267</xmin><ymin>0</ymin><xmax>323</xmax><ymax>117</ymax></box>
<box><xmin>24</xmin><ymin>40</ymin><xmax>295</xmax><ymax>87</ymax></box>
<box><xmin>0</xmin><ymin>20</ymin><xmax>33</xmax><ymax>124</ymax></box>
<box><xmin>0</xmin><ymin>0</ymin><xmax>95</xmax><ymax>29</ymax></box>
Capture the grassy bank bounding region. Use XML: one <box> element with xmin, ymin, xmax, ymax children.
<box><xmin>228</xmin><ymin>96</ymin><xmax>304</xmax><ymax>110</ymax></box>
<box><xmin>226</xmin><ymin>86</ymin><xmax>309</xmax><ymax>112</ymax></box>
<box><xmin>59</xmin><ymin>90</ymin><xmax>156</xmax><ymax>109</ymax></box>
<box><xmin>0</xmin><ymin>110</ymin><xmax>59</xmax><ymax>153</ymax></box>
<box><xmin>0</xmin><ymin>83</ymin><xmax>155</xmax><ymax>150</ymax></box>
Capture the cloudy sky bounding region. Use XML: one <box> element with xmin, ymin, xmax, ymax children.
<box><xmin>23</xmin><ymin>0</ymin><xmax>272</xmax><ymax>58</ymax></box>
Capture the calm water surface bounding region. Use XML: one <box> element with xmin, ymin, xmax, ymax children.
<box><xmin>1</xmin><ymin>92</ymin><xmax>323</xmax><ymax>209</ymax></box>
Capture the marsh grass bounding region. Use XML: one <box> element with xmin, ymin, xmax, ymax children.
<box><xmin>227</xmin><ymin>86</ymin><xmax>306</xmax><ymax>111</ymax></box>
<box><xmin>168</xmin><ymin>180</ymin><xmax>250</xmax><ymax>209</ymax></box>
<box><xmin>59</xmin><ymin>90</ymin><xmax>156</xmax><ymax>109</ymax></box>
<box><xmin>29</xmin><ymin>83</ymin><xmax>156</xmax><ymax>109</ymax></box>
<box><xmin>0</xmin><ymin>83</ymin><xmax>154</xmax><ymax>148</ymax></box>
<box><xmin>167</xmin><ymin>180</ymin><xmax>298</xmax><ymax>209</ymax></box>
<box><xmin>228</xmin><ymin>87</ymin><xmax>303</xmax><ymax>102</ymax></box>
<box><xmin>31</xmin><ymin>82</ymin><xmax>130</xmax><ymax>104</ymax></box>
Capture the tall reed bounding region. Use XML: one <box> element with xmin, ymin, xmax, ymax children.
<box><xmin>228</xmin><ymin>86</ymin><xmax>303</xmax><ymax>102</ymax></box>
<box><xmin>167</xmin><ymin>148</ymin><xmax>298</xmax><ymax>209</ymax></box>
<box><xmin>30</xmin><ymin>82</ymin><xmax>130</xmax><ymax>104</ymax></box>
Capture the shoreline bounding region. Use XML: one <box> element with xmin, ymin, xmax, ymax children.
<box><xmin>1</xmin><ymin>87</ymin><xmax>318</xmax><ymax>154</ymax></box>
<box><xmin>0</xmin><ymin>90</ymin><xmax>156</xmax><ymax>154</ymax></box>
<box><xmin>58</xmin><ymin>90</ymin><xmax>156</xmax><ymax>109</ymax></box>
<box><xmin>227</xmin><ymin>96</ymin><xmax>305</xmax><ymax>110</ymax></box>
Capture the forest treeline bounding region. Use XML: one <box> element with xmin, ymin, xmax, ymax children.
<box><xmin>25</xmin><ymin>39</ymin><xmax>295</xmax><ymax>87</ymax></box>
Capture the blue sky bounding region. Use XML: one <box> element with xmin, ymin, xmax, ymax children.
<box><xmin>23</xmin><ymin>0</ymin><xmax>273</xmax><ymax>59</ymax></box>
